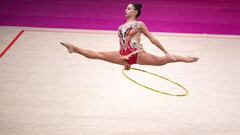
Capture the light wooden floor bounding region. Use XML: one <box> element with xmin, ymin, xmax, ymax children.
<box><xmin>1</xmin><ymin>26</ymin><xmax>240</xmax><ymax>135</ymax></box>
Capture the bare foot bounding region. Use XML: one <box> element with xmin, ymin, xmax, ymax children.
<box><xmin>60</xmin><ymin>42</ymin><xmax>75</xmax><ymax>53</ymax></box>
<box><xmin>187</xmin><ymin>56</ymin><xmax>199</xmax><ymax>63</ymax></box>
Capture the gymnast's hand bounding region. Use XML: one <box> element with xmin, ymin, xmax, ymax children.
<box><xmin>120</xmin><ymin>55</ymin><xmax>131</xmax><ymax>70</ymax></box>
<box><xmin>124</xmin><ymin>64</ymin><xmax>131</xmax><ymax>70</ymax></box>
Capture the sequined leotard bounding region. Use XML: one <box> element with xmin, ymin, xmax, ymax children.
<box><xmin>118</xmin><ymin>21</ymin><xmax>143</xmax><ymax>65</ymax></box>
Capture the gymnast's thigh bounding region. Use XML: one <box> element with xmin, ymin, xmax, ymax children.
<box><xmin>99</xmin><ymin>51</ymin><xmax>126</xmax><ymax>65</ymax></box>
<box><xmin>137</xmin><ymin>51</ymin><xmax>167</xmax><ymax>66</ymax></box>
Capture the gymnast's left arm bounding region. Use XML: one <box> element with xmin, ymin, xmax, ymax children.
<box><xmin>139</xmin><ymin>21</ymin><xmax>169</xmax><ymax>55</ymax></box>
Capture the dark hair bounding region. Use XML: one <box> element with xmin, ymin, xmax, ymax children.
<box><xmin>131</xmin><ymin>3</ymin><xmax>142</xmax><ymax>18</ymax></box>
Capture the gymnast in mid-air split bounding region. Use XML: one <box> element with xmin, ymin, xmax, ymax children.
<box><xmin>61</xmin><ymin>3</ymin><xmax>199</xmax><ymax>70</ymax></box>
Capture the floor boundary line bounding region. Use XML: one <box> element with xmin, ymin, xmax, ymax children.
<box><xmin>0</xmin><ymin>30</ymin><xmax>25</xmax><ymax>58</ymax></box>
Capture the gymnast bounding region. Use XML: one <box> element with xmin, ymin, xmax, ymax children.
<box><xmin>61</xmin><ymin>3</ymin><xmax>199</xmax><ymax>70</ymax></box>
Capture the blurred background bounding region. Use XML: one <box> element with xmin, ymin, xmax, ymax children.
<box><xmin>1</xmin><ymin>0</ymin><xmax>240</xmax><ymax>35</ymax></box>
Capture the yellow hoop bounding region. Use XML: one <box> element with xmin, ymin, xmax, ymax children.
<box><xmin>122</xmin><ymin>68</ymin><xmax>189</xmax><ymax>96</ymax></box>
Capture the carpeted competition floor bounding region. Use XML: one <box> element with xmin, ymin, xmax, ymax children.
<box><xmin>1</xmin><ymin>26</ymin><xmax>240</xmax><ymax>135</ymax></box>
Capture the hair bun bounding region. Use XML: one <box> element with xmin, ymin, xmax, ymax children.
<box><xmin>136</xmin><ymin>3</ymin><xmax>142</xmax><ymax>9</ymax></box>
<box><xmin>138</xmin><ymin>3</ymin><xmax>142</xmax><ymax>9</ymax></box>
<box><xmin>131</xmin><ymin>3</ymin><xmax>142</xmax><ymax>18</ymax></box>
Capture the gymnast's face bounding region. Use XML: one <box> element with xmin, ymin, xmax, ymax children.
<box><xmin>125</xmin><ymin>4</ymin><xmax>137</xmax><ymax>18</ymax></box>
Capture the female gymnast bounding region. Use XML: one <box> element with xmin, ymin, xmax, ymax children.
<box><xmin>61</xmin><ymin>3</ymin><xmax>199</xmax><ymax>70</ymax></box>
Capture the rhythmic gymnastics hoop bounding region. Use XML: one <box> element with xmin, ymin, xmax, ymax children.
<box><xmin>122</xmin><ymin>68</ymin><xmax>189</xmax><ymax>96</ymax></box>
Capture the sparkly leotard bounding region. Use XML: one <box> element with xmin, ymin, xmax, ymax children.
<box><xmin>118</xmin><ymin>21</ymin><xmax>143</xmax><ymax>65</ymax></box>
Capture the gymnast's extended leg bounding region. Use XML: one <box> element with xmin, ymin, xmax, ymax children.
<box><xmin>137</xmin><ymin>51</ymin><xmax>199</xmax><ymax>66</ymax></box>
<box><xmin>60</xmin><ymin>42</ymin><xmax>127</xmax><ymax>66</ymax></box>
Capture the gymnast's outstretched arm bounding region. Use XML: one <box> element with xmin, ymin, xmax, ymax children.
<box><xmin>139</xmin><ymin>22</ymin><xmax>169</xmax><ymax>54</ymax></box>
<box><xmin>139</xmin><ymin>21</ymin><xmax>177</xmax><ymax>60</ymax></box>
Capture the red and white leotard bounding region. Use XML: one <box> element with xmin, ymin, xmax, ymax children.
<box><xmin>118</xmin><ymin>21</ymin><xmax>143</xmax><ymax>65</ymax></box>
